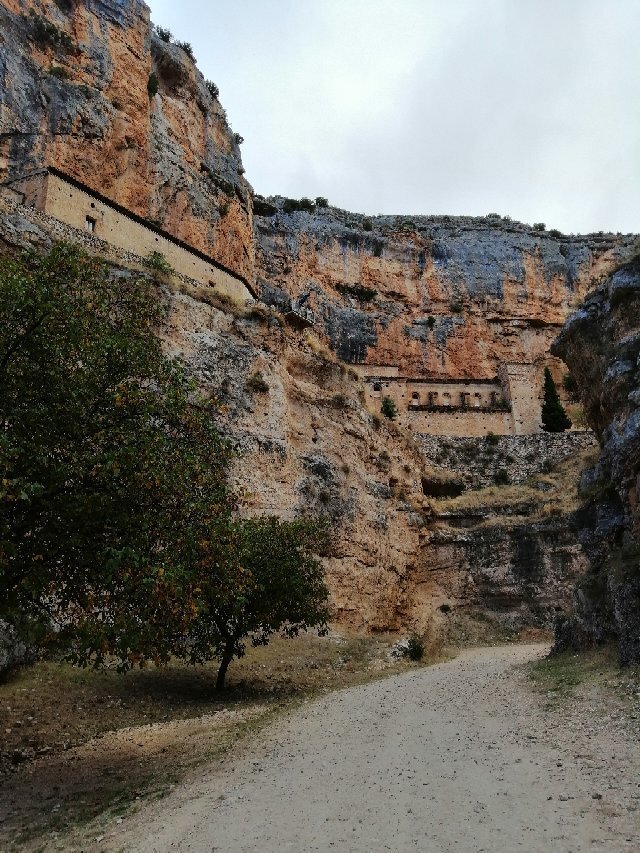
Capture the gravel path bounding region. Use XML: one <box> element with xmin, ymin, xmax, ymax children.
<box><xmin>114</xmin><ymin>644</ymin><xmax>639</xmax><ymax>852</ymax></box>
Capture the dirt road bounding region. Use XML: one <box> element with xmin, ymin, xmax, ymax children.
<box><xmin>112</xmin><ymin>645</ymin><xmax>639</xmax><ymax>852</ymax></box>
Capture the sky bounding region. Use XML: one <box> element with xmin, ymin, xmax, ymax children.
<box><xmin>146</xmin><ymin>0</ymin><xmax>640</xmax><ymax>235</ymax></box>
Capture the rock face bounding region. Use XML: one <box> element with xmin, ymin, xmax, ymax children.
<box><xmin>552</xmin><ymin>256</ymin><xmax>640</xmax><ymax>663</ymax></box>
<box><xmin>422</xmin><ymin>518</ymin><xmax>587</xmax><ymax>634</ymax></box>
<box><xmin>255</xmin><ymin>203</ymin><xmax>636</xmax><ymax>380</ymax></box>
<box><xmin>2</xmin><ymin>0</ymin><xmax>635</xmax><ymax>651</ymax></box>
<box><xmin>0</xmin><ymin>0</ymin><xmax>253</xmax><ymax>280</ymax></box>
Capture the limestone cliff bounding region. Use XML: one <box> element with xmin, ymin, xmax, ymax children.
<box><xmin>1</xmin><ymin>0</ymin><xmax>630</xmax><ymax>645</ymax></box>
<box><xmin>0</xmin><ymin>0</ymin><xmax>253</xmax><ymax>280</ymax></box>
<box><xmin>0</xmin><ymin>197</ymin><xmax>592</xmax><ymax>639</ymax></box>
<box><xmin>552</xmin><ymin>255</ymin><xmax>640</xmax><ymax>664</ymax></box>
<box><xmin>255</xmin><ymin>202</ymin><xmax>636</xmax><ymax>380</ymax></box>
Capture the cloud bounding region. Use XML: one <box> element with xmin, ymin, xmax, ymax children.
<box><xmin>147</xmin><ymin>0</ymin><xmax>640</xmax><ymax>233</ymax></box>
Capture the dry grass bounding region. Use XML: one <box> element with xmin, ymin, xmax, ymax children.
<box><xmin>0</xmin><ymin>632</ymin><xmax>431</xmax><ymax>848</ymax></box>
<box><xmin>436</xmin><ymin>446</ymin><xmax>598</xmax><ymax>522</ymax></box>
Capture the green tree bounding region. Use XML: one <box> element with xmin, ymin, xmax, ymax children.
<box><xmin>189</xmin><ymin>517</ymin><xmax>330</xmax><ymax>689</ymax></box>
<box><xmin>381</xmin><ymin>396</ymin><xmax>398</xmax><ymax>420</ymax></box>
<box><xmin>0</xmin><ymin>245</ymin><xmax>233</xmax><ymax>663</ymax></box>
<box><xmin>541</xmin><ymin>367</ymin><xmax>572</xmax><ymax>432</ymax></box>
<box><xmin>0</xmin><ymin>246</ymin><xmax>330</xmax><ymax>685</ymax></box>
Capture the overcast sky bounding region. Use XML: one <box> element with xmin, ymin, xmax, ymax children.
<box><xmin>147</xmin><ymin>0</ymin><xmax>639</xmax><ymax>234</ymax></box>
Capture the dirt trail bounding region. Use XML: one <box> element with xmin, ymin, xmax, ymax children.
<box><xmin>108</xmin><ymin>645</ymin><xmax>639</xmax><ymax>852</ymax></box>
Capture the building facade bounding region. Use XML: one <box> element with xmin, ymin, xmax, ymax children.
<box><xmin>2</xmin><ymin>168</ymin><xmax>255</xmax><ymax>303</ymax></box>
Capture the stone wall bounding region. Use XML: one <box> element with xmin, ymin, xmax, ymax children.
<box><xmin>416</xmin><ymin>431</ymin><xmax>597</xmax><ymax>489</ymax></box>
<box><xmin>6</xmin><ymin>171</ymin><xmax>254</xmax><ymax>303</ymax></box>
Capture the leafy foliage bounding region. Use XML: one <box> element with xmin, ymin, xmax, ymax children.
<box><xmin>541</xmin><ymin>368</ymin><xmax>572</xmax><ymax>432</ymax></box>
<box><xmin>0</xmin><ymin>246</ymin><xmax>329</xmax><ymax>688</ymax></box>
<box><xmin>381</xmin><ymin>396</ymin><xmax>398</xmax><ymax>420</ymax></box>
<box><xmin>245</xmin><ymin>371</ymin><xmax>269</xmax><ymax>394</ymax></box>
<box><xmin>205</xmin><ymin>79</ymin><xmax>219</xmax><ymax>99</ymax></box>
<box><xmin>283</xmin><ymin>197</ymin><xmax>316</xmax><ymax>214</ymax></box>
<box><xmin>190</xmin><ymin>518</ymin><xmax>331</xmax><ymax>689</ymax></box>
<box><xmin>155</xmin><ymin>26</ymin><xmax>173</xmax><ymax>43</ymax></box>
<box><xmin>144</xmin><ymin>250</ymin><xmax>173</xmax><ymax>275</ymax></box>
<box><xmin>175</xmin><ymin>41</ymin><xmax>195</xmax><ymax>61</ymax></box>
<box><xmin>24</xmin><ymin>10</ymin><xmax>74</xmax><ymax>52</ymax></box>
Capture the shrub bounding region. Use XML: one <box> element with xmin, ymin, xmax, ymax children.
<box><xmin>47</xmin><ymin>65</ymin><xmax>70</xmax><ymax>80</ymax></box>
<box><xmin>25</xmin><ymin>11</ymin><xmax>74</xmax><ymax>52</ymax></box>
<box><xmin>533</xmin><ymin>222</ymin><xmax>546</xmax><ymax>232</ymax></box>
<box><xmin>233</xmin><ymin>132</ymin><xmax>244</xmax><ymax>145</ymax></box>
<box><xmin>549</xmin><ymin>228</ymin><xmax>563</xmax><ymax>239</ymax></box>
<box><xmin>331</xmin><ymin>393</ymin><xmax>348</xmax><ymax>409</ymax></box>
<box><xmin>147</xmin><ymin>71</ymin><xmax>159</xmax><ymax>99</ymax></box>
<box><xmin>299</xmin><ymin>197</ymin><xmax>315</xmax><ymax>213</ymax></box>
<box><xmin>449</xmin><ymin>301</ymin><xmax>463</xmax><ymax>314</ymax></box>
<box><xmin>485</xmin><ymin>431</ymin><xmax>500</xmax><ymax>446</ymax></box>
<box><xmin>372</xmin><ymin>240</ymin><xmax>384</xmax><ymax>258</ymax></box>
<box><xmin>403</xmin><ymin>634</ymin><xmax>424</xmax><ymax>661</ymax></box>
<box><xmin>494</xmin><ymin>468</ymin><xmax>510</xmax><ymax>485</ymax></box>
<box><xmin>315</xmin><ymin>197</ymin><xmax>329</xmax><ymax>208</ymax></box>
<box><xmin>381</xmin><ymin>396</ymin><xmax>398</xmax><ymax>420</ymax></box>
<box><xmin>246</xmin><ymin>371</ymin><xmax>269</xmax><ymax>393</ymax></box>
<box><xmin>144</xmin><ymin>250</ymin><xmax>173</xmax><ymax>274</ymax></box>
<box><xmin>283</xmin><ymin>198</ymin><xmax>300</xmax><ymax>214</ymax></box>
<box><xmin>427</xmin><ymin>316</ymin><xmax>436</xmax><ymax>329</ymax></box>
<box><xmin>155</xmin><ymin>26</ymin><xmax>172</xmax><ymax>43</ymax></box>
<box><xmin>362</xmin><ymin>217</ymin><xmax>373</xmax><ymax>232</ymax></box>
<box><xmin>175</xmin><ymin>41</ymin><xmax>195</xmax><ymax>61</ymax></box>
<box><xmin>205</xmin><ymin>80</ymin><xmax>219</xmax><ymax>99</ymax></box>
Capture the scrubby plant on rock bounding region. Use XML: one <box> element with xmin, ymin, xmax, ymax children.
<box><xmin>381</xmin><ymin>396</ymin><xmax>398</xmax><ymax>420</ymax></box>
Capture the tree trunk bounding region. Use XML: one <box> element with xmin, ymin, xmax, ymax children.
<box><xmin>215</xmin><ymin>640</ymin><xmax>235</xmax><ymax>691</ymax></box>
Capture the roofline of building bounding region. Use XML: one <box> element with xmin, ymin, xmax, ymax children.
<box><xmin>363</xmin><ymin>375</ymin><xmax>501</xmax><ymax>386</ymax></box>
<box><xmin>3</xmin><ymin>167</ymin><xmax>257</xmax><ymax>298</ymax></box>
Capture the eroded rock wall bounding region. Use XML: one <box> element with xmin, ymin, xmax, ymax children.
<box><xmin>0</xmin><ymin>0</ymin><xmax>253</xmax><ymax>280</ymax></box>
<box><xmin>552</xmin><ymin>256</ymin><xmax>640</xmax><ymax>663</ymax></box>
<box><xmin>255</xmin><ymin>203</ymin><xmax>636</xmax><ymax>380</ymax></box>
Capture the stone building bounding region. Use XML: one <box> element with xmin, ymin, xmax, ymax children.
<box><xmin>1</xmin><ymin>168</ymin><xmax>256</xmax><ymax>302</ymax></box>
<box><xmin>355</xmin><ymin>362</ymin><xmax>542</xmax><ymax>436</ymax></box>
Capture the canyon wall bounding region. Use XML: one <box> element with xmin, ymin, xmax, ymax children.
<box><xmin>0</xmin><ymin>0</ymin><xmax>253</xmax><ymax>280</ymax></box>
<box><xmin>0</xmin><ymin>200</ymin><xmax>591</xmax><ymax>641</ymax></box>
<box><xmin>552</xmin><ymin>255</ymin><xmax>640</xmax><ymax>664</ymax></box>
<box><xmin>255</xmin><ymin>202</ymin><xmax>636</xmax><ymax>383</ymax></box>
<box><xmin>2</xmin><ymin>0</ymin><xmax>638</xmax><ymax>647</ymax></box>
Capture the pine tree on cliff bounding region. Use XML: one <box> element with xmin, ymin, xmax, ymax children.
<box><xmin>541</xmin><ymin>368</ymin><xmax>572</xmax><ymax>432</ymax></box>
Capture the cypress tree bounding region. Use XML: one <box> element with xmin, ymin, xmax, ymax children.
<box><xmin>541</xmin><ymin>367</ymin><xmax>572</xmax><ymax>432</ymax></box>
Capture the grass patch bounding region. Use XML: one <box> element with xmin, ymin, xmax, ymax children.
<box><xmin>529</xmin><ymin>645</ymin><xmax>620</xmax><ymax>699</ymax></box>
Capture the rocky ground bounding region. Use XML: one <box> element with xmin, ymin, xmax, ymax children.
<box><xmin>96</xmin><ymin>644</ymin><xmax>640</xmax><ymax>853</ymax></box>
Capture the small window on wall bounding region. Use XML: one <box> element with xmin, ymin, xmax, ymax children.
<box><xmin>85</xmin><ymin>216</ymin><xmax>96</xmax><ymax>234</ymax></box>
